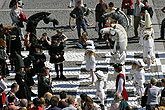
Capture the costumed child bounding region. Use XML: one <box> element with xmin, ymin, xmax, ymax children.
<box><xmin>95</xmin><ymin>70</ymin><xmax>105</xmax><ymax>110</ymax></box>
<box><xmin>130</xmin><ymin>60</ymin><xmax>145</xmax><ymax>97</ymax></box>
<box><xmin>85</xmin><ymin>46</ymin><xmax>96</xmax><ymax>86</ymax></box>
<box><xmin>143</xmin><ymin>10</ymin><xmax>155</xmax><ymax>70</ymax></box>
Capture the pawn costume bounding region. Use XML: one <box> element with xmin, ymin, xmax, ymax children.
<box><xmin>49</xmin><ymin>35</ymin><xmax>65</xmax><ymax>79</ymax></box>
<box><xmin>95</xmin><ymin>71</ymin><xmax>105</xmax><ymax>105</ymax></box>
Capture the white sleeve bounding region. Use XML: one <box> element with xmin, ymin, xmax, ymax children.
<box><xmin>117</xmin><ymin>77</ymin><xmax>124</xmax><ymax>93</ymax></box>
<box><xmin>90</xmin><ymin>55</ymin><xmax>95</xmax><ymax>70</ymax></box>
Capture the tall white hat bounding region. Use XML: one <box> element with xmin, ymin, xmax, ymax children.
<box><xmin>145</xmin><ymin>10</ymin><xmax>152</xmax><ymax>28</ymax></box>
<box><xmin>95</xmin><ymin>70</ymin><xmax>104</xmax><ymax>79</ymax></box>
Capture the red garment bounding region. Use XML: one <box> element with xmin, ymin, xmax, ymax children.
<box><xmin>122</xmin><ymin>0</ymin><xmax>133</xmax><ymax>9</ymax></box>
<box><xmin>19</xmin><ymin>13</ymin><xmax>27</xmax><ymax>22</ymax></box>
<box><xmin>31</xmin><ymin>106</ymin><xmax>44</xmax><ymax>110</ymax></box>
<box><xmin>116</xmin><ymin>73</ymin><xmax>128</xmax><ymax>101</ymax></box>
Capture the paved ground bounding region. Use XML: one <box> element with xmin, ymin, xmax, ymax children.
<box><xmin>0</xmin><ymin>0</ymin><xmax>165</xmax><ymax>109</ymax></box>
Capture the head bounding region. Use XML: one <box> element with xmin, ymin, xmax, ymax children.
<box><xmin>85</xmin><ymin>96</ymin><xmax>94</xmax><ymax>110</ymax></box>
<box><xmin>143</xmin><ymin>1</ymin><xmax>148</xmax><ymax>7</ymax></box>
<box><xmin>161</xmin><ymin>78</ymin><xmax>165</xmax><ymax>87</ymax></box>
<box><xmin>19</xmin><ymin>67</ymin><xmax>25</xmax><ymax>72</ymax></box>
<box><xmin>40</xmin><ymin>97</ymin><xmax>45</xmax><ymax>107</ymax></box>
<box><xmin>132</xmin><ymin>63</ymin><xmax>139</xmax><ymax>70</ymax></box>
<box><xmin>8</xmin><ymin>94</ymin><xmax>16</xmax><ymax>103</ymax></box>
<box><xmin>113</xmin><ymin>64</ymin><xmax>122</xmax><ymax>73</ymax></box>
<box><xmin>109</xmin><ymin>2</ymin><xmax>114</xmax><ymax>9</ymax></box>
<box><xmin>150</xmin><ymin>77</ymin><xmax>157</xmax><ymax>86</ymax></box>
<box><xmin>11</xmin><ymin>83</ymin><xmax>19</xmax><ymax>93</ymax></box>
<box><xmin>57</xmin><ymin>29</ymin><xmax>62</xmax><ymax>36</ymax></box>
<box><xmin>99</xmin><ymin>0</ymin><xmax>104</xmax><ymax>4</ymax></box>
<box><xmin>80</xmin><ymin>93</ymin><xmax>87</xmax><ymax>102</ymax></box>
<box><xmin>20</xmin><ymin>99</ymin><xmax>28</xmax><ymax>107</ymax></box>
<box><xmin>44</xmin><ymin>92</ymin><xmax>53</xmax><ymax>99</ymax></box>
<box><xmin>114</xmin><ymin>93</ymin><xmax>123</xmax><ymax>102</ymax></box>
<box><xmin>42</xmin><ymin>33</ymin><xmax>47</xmax><ymax>39</ymax></box>
<box><xmin>77</xmin><ymin>1</ymin><xmax>82</xmax><ymax>8</ymax></box>
<box><xmin>67</xmin><ymin>97</ymin><xmax>75</xmax><ymax>105</ymax></box>
<box><xmin>126</xmin><ymin>105</ymin><xmax>133</xmax><ymax>110</ymax></box>
<box><xmin>136</xmin><ymin>0</ymin><xmax>141</xmax><ymax>5</ymax></box>
<box><xmin>13</xmin><ymin>1</ymin><xmax>18</xmax><ymax>9</ymax></box>
<box><xmin>60</xmin><ymin>91</ymin><xmax>67</xmax><ymax>100</ymax></box>
<box><xmin>33</xmin><ymin>98</ymin><xmax>41</xmax><ymax>107</ymax></box>
<box><xmin>50</xmin><ymin>96</ymin><xmax>59</xmax><ymax>106</ymax></box>
<box><xmin>82</xmin><ymin>32</ymin><xmax>88</xmax><ymax>41</ymax></box>
<box><xmin>42</xmin><ymin>67</ymin><xmax>50</xmax><ymax>76</ymax></box>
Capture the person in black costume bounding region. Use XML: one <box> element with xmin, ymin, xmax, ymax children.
<box><xmin>33</xmin><ymin>45</ymin><xmax>46</xmax><ymax>74</ymax></box>
<box><xmin>49</xmin><ymin>35</ymin><xmax>66</xmax><ymax>79</ymax></box>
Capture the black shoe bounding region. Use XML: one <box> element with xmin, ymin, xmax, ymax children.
<box><xmin>55</xmin><ymin>75</ymin><xmax>59</xmax><ymax>79</ymax></box>
<box><xmin>100</xmin><ymin>104</ymin><xmax>105</xmax><ymax>110</ymax></box>
<box><xmin>60</xmin><ymin>75</ymin><xmax>66</xmax><ymax>79</ymax></box>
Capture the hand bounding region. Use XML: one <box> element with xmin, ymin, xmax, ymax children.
<box><xmin>61</xmin><ymin>40</ymin><xmax>64</xmax><ymax>42</ymax></box>
<box><xmin>83</xmin><ymin>16</ymin><xmax>86</xmax><ymax>19</ymax></box>
<box><xmin>55</xmin><ymin>55</ymin><xmax>58</xmax><ymax>59</ymax></box>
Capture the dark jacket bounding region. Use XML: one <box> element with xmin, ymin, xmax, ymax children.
<box><xmin>70</xmin><ymin>7</ymin><xmax>89</xmax><ymax>21</ymax></box>
<box><xmin>48</xmin><ymin>106</ymin><xmax>62</xmax><ymax>110</ymax></box>
<box><xmin>95</xmin><ymin>3</ymin><xmax>108</xmax><ymax>22</ymax></box>
<box><xmin>49</xmin><ymin>43</ymin><xmax>65</xmax><ymax>64</ymax></box>
<box><xmin>33</xmin><ymin>52</ymin><xmax>46</xmax><ymax>73</ymax></box>
<box><xmin>38</xmin><ymin>74</ymin><xmax>52</xmax><ymax>98</ymax></box>
<box><xmin>15</xmin><ymin>71</ymin><xmax>31</xmax><ymax>101</ymax></box>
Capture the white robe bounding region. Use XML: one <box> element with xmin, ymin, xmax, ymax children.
<box><xmin>96</xmin><ymin>79</ymin><xmax>105</xmax><ymax>105</ymax></box>
<box><xmin>85</xmin><ymin>55</ymin><xmax>96</xmax><ymax>71</ymax></box>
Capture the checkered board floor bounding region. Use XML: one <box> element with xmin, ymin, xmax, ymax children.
<box><xmin>3</xmin><ymin>50</ymin><xmax>165</xmax><ymax>110</ymax></box>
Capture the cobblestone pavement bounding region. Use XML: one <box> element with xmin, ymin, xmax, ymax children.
<box><xmin>0</xmin><ymin>0</ymin><xmax>165</xmax><ymax>109</ymax></box>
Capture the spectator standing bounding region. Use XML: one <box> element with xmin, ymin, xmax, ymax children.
<box><xmin>95</xmin><ymin>0</ymin><xmax>108</xmax><ymax>40</ymax></box>
<box><xmin>31</xmin><ymin>98</ymin><xmax>44</xmax><ymax>110</ymax></box>
<box><xmin>6</xmin><ymin>83</ymin><xmax>19</xmax><ymax>105</ymax></box>
<box><xmin>121</xmin><ymin>0</ymin><xmax>133</xmax><ymax>26</ymax></box>
<box><xmin>68</xmin><ymin>0</ymin><xmax>84</xmax><ymax>8</ymax></box>
<box><xmin>114</xmin><ymin>64</ymin><xmax>128</xmax><ymax>101</ymax></box>
<box><xmin>145</xmin><ymin>78</ymin><xmax>161</xmax><ymax>110</ymax></box>
<box><xmin>10</xmin><ymin>1</ymin><xmax>24</xmax><ymax>40</ymax></box>
<box><xmin>80</xmin><ymin>93</ymin><xmax>87</xmax><ymax>110</ymax></box>
<box><xmin>58</xmin><ymin>91</ymin><xmax>68</xmax><ymax>109</ymax></box>
<box><xmin>39</xmin><ymin>33</ymin><xmax>51</xmax><ymax>50</ymax></box>
<box><xmin>70</xmin><ymin>1</ymin><xmax>89</xmax><ymax>39</ymax></box>
<box><xmin>38</xmin><ymin>67</ymin><xmax>52</xmax><ymax>98</ymax></box>
<box><xmin>63</xmin><ymin>97</ymin><xmax>76</xmax><ymax>110</ymax></box>
<box><xmin>84</xmin><ymin>96</ymin><xmax>101</xmax><ymax>110</ymax></box>
<box><xmin>159</xmin><ymin>7</ymin><xmax>165</xmax><ymax>39</ymax></box>
<box><xmin>134</xmin><ymin>0</ymin><xmax>144</xmax><ymax>38</ymax></box>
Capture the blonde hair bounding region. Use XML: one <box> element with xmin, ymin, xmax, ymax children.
<box><xmin>85</xmin><ymin>50</ymin><xmax>96</xmax><ymax>60</ymax></box>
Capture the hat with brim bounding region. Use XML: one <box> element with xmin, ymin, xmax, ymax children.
<box><xmin>86</xmin><ymin>40</ymin><xmax>94</xmax><ymax>47</ymax></box>
<box><xmin>86</xmin><ymin>46</ymin><xmax>95</xmax><ymax>52</ymax></box>
<box><xmin>95</xmin><ymin>70</ymin><xmax>104</xmax><ymax>79</ymax></box>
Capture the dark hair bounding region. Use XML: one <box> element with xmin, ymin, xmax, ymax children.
<box><xmin>42</xmin><ymin>33</ymin><xmax>47</xmax><ymax>36</ymax></box>
<box><xmin>67</xmin><ymin>97</ymin><xmax>75</xmax><ymax>105</ymax></box>
<box><xmin>113</xmin><ymin>64</ymin><xmax>122</xmax><ymax>72</ymax></box>
<box><xmin>109</xmin><ymin>2</ymin><xmax>114</xmax><ymax>7</ymax></box>
<box><xmin>33</xmin><ymin>98</ymin><xmax>41</xmax><ymax>107</ymax></box>
<box><xmin>60</xmin><ymin>91</ymin><xmax>67</xmax><ymax>99</ymax></box>
<box><xmin>11</xmin><ymin>83</ymin><xmax>18</xmax><ymax>89</ymax></box>
<box><xmin>50</xmin><ymin>96</ymin><xmax>59</xmax><ymax>106</ymax></box>
<box><xmin>85</xmin><ymin>96</ymin><xmax>93</xmax><ymax>104</ymax></box>
<box><xmin>8</xmin><ymin>94</ymin><xmax>16</xmax><ymax>103</ymax></box>
<box><xmin>80</xmin><ymin>93</ymin><xmax>87</xmax><ymax>101</ymax></box>
<box><xmin>161</xmin><ymin>78</ymin><xmax>165</xmax><ymax>83</ymax></box>
<box><xmin>42</xmin><ymin>67</ymin><xmax>50</xmax><ymax>73</ymax></box>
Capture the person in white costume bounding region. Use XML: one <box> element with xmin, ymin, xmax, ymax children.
<box><xmin>138</xmin><ymin>20</ymin><xmax>145</xmax><ymax>46</ymax></box>
<box><xmin>143</xmin><ymin>10</ymin><xmax>155</xmax><ymax>70</ymax></box>
<box><xmin>130</xmin><ymin>60</ymin><xmax>145</xmax><ymax>97</ymax></box>
<box><xmin>95</xmin><ymin>70</ymin><xmax>105</xmax><ymax>108</ymax></box>
<box><xmin>100</xmin><ymin>24</ymin><xmax>127</xmax><ymax>76</ymax></box>
<box><xmin>85</xmin><ymin>46</ymin><xmax>96</xmax><ymax>86</ymax></box>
